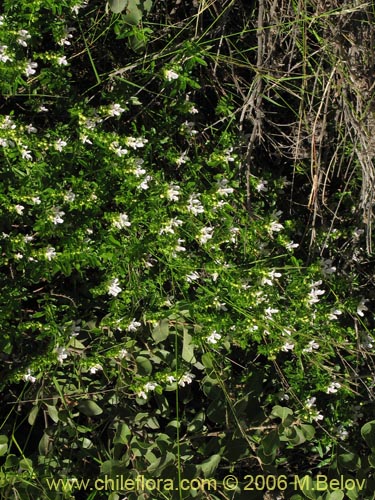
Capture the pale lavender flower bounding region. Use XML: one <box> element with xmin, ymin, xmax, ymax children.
<box><xmin>357</xmin><ymin>297</ymin><xmax>369</xmax><ymax>317</ymax></box>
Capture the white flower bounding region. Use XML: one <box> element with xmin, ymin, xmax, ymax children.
<box><xmin>113</xmin><ymin>213</ymin><xmax>131</xmax><ymax>229</ymax></box>
<box><xmin>207</xmin><ymin>331</ymin><xmax>222</xmax><ymax>344</ymax></box>
<box><xmin>213</xmin><ymin>298</ymin><xmax>227</xmax><ymax>311</ymax></box>
<box><xmin>189</xmin><ymin>106</ymin><xmax>199</xmax><ymax>114</ymax></box>
<box><xmin>15</xmin><ymin>253</ymin><xmax>23</xmax><ymax>259</ymax></box>
<box><xmin>164</xmin><ymin>69</ymin><xmax>179</xmax><ymax>81</ymax></box>
<box><xmin>357</xmin><ymin>297</ymin><xmax>369</xmax><ymax>317</ymax></box>
<box><xmin>26</xmin><ymin>124</ymin><xmax>37</xmax><ymax>134</ymax></box>
<box><xmin>262</xmin><ymin>269</ymin><xmax>282</xmax><ymax>286</ymax></box>
<box><xmin>306</xmin><ymin>397</ymin><xmax>316</xmax><ymax>409</ymax></box>
<box><xmin>56</xmin><ymin>346</ymin><xmax>69</xmax><ymax>364</ymax></box>
<box><xmin>57</xmin><ymin>55</ymin><xmax>68</xmax><ymax>66</ymax></box>
<box><xmin>24</xmin><ymin>235</ymin><xmax>34</xmax><ymax>243</ymax></box>
<box><xmin>328</xmin><ymin>308</ymin><xmax>342</xmax><ymax>320</ymax></box>
<box><xmin>198</xmin><ymin>227</ymin><xmax>214</xmax><ymax>245</ymax></box>
<box><xmin>178</xmin><ymin>372</ymin><xmax>195</xmax><ymax>387</ymax></box>
<box><xmin>108</xmin><ymin>278</ymin><xmax>122</xmax><ymax>297</ymax></box>
<box><xmin>126</xmin><ymin>137</ymin><xmax>148</xmax><ymax>149</ymax></box>
<box><xmin>216</xmin><ymin>179</ymin><xmax>234</xmax><ymax>197</ymax></box>
<box><xmin>321</xmin><ymin>258</ymin><xmax>336</xmax><ymax>275</ymax></box>
<box><xmin>144</xmin><ymin>382</ymin><xmax>158</xmax><ymax>392</ymax></box>
<box><xmin>89</xmin><ymin>364</ymin><xmax>103</xmax><ymax>374</ymax></box>
<box><xmin>51</xmin><ymin>207</ymin><xmax>65</xmax><ymax>225</ymax></box>
<box><xmin>268</xmin><ymin>221</ymin><xmax>283</xmax><ymax>234</ymax></box>
<box><xmin>256</xmin><ymin>180</ymin><xmax>268</xmax><ymax>192</ymax></box>
<box><xmin>286</xmin><ymin>240</ymin><xmax>299</xmax><ymax>251</ymax></box>
<box><xmin>166</xmin><ymin>184</ymin><xmax>181</xmax><ymax>201</ymax></box>
<box><xmin>138</xmin><ymin>175</ymin><xmax>152</xmax><ymax>190</ymax></box>
<box><xmin>32</xmin><ymin>196</ymin><xmax>41</xmax><ymax>204</ymax></box>
<box><xmin>110</xmin><ymin>141</ymin><xmax>128</xmax><ymax>156</ymax></box>
<box><xmin>64</xmin><ymin>190</ymin><xmax>75</xmax><ymax>202</ymax></box>
<box><xmin>24</xmin><ymin>61</ymin><xmax>38</xmax><ymax>77</ymax></box>
<box><xmin>187</xmin><ymin>193</ymin><xmax>204</xmax><ymax>215</ymax></box>
<box><xmin>45</xmin><ymin>247</ymin><xmax>56</xmax><ymax>260</ymax></box>
<box><xmin>127</xmin><ymin>319</ymin><xmax>141</xmax><ymax>332</ymax></box>
<box><xmin>54</xmin><ymin>138</ymin><xmax>67</xmax><ymax>151</ymax></box>
<box><xmin>138</xmin><ymin>382</ymin><xmax>158</xmax><ymax>398</ymax></box>
<box><xmin>0</xmin><ymin>138</ymin><xmax>8</xmax><ymax>147</ymax></box>
<box><xmin>308</xmin><ymin>280</ymin><xmax>325</xmax><ymax>305</ymax></box>
<box><xmin>281</xmin><ymin>342</ymin><xmax>295</xmax><ymax>352</ymax></box>
<box><xmin>80</xmin><ymin>134</ymin><xmax>92</xmax><ymax>144</ymax></box>
<box><xmin>133</xmin><ymin>160</ymin><xmax>146</xmax><ymax>177</ymax></box>
<box><xmin>23</xmin><ymin>369</ymin><xmax>36</xmax><ymax>383</ymax></box>
<box><xmin>38</xmin><ymin>105</ymin><xmax>48</xmax><ymax>112</ymax></box>
<box><xmin>17</xmin><ymin>30</ymin><xmax>31</xmax><ymax>47</ymax></box>
<box><xmin>117</xmin><ymin>348</ymin><xmax>129</xmax><ymax>359</ymax></box>
<box><xmin>314</xmin><ymin>412</ymin><xmax>324</xmax><ymax>421</ymax></box>
<box><xmin>108</xmin><ymin>103</ymin><xmax>125</xmax><ymax>117</ymax></box>
<box><xmin>326</xmin><ymin>381</ymin><xmax>341</xmax><ymax>394</ymax></box>
<box><xmin>21</xmin><ymin>148</ymin><xmax>32</xmax><ymax>160</ymax></box>
<box><xmin>166</xmin><ymin>375</ymin><xmax>176</xmax><ymax>383</ymax></box>
<box><xmin>174</xmin><ymin>239</ymin><xmax>186</xmax><ymax>252</ymax></box>
<box><xmin>224</xmin><ymin>147</ymin><xmax>235</xmax><ymax>162</ymax></box>
<box><xmin>15</xmin><ymin>204</ymin><xmax>24</xmax><ymax>215</ymax></box>
<box><xmin>302</xmin><ymin>340</ymin><xmax>320</xmax><ymax>353</ymax></box>
<box><xmin>159</xmin><ymin>218</ymin><xmax>183</xmax><ymax>235</ymax></box>
<box><xmin>265</xmin><ymin>307</ymin><xmax>279</xmax><ymax>318</ymax></box>
<box><xmin>186</xmin><ymin>271</ymin><xmax>200</xmax><ymax>283</ymax></box>
<box><xmin>176</xmin><ymin>151</ymin><xmax>189</xmax><ymax>166</ymax></box>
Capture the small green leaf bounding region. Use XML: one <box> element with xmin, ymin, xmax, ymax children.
<box><xmin>270</xmin><ymin>405</ymin><xmax>294</xmax><ymax>425</ymax></box>
<box><xmin>46</xmin><ymin>404</ymin><xmax>59</xmax><ymax>423</ymax></box>
<box><xmin>199</xmin><ymin>453</ymin><xmax>221</xmax><ymax>478</ymax></box>
<box><xmin>114</xmin><ymin>423</ymin><xmax>131</xmax><ymax>445</ymax></box>
<box><xmin>77</xmin><ymin>399</ymin><xmax>103</xmax><ymax>416</ymax></box>
<box><xmin>182</xmin><ymin>327</ymin><xmax>196</xmax><ymax>363</ymax></box>
<box><xmin>361</xmin><ymin>420</ymin><xmax>375</xmax><ymax>448</ymax></box>
<box><xmin>28</xmin><ymin>405</ymin><xmax>39</xmax><ymax>426</ymax></box>
<box><xmin>108</xmin><ymin>0</ymin><xmax>128</xmax><ymax>13</ymax></box>
<box><xmin>136</xmin><ymin>355</ymin><xmax>152</xmax><ymax>375</ymax></box>
<box><xmin>0</xmin><ymin>436</ymin><xmax>8</xmax><ymax>457</ymax></box>
<box><xmin>326</xmin><ymin>492</ymin><xmax>344</xmax><ymax>500</ymax></box>
<box><xmin>152</xmin><ymin>319</ymin><xmax>169</xmax><ymax>343</ymax></box>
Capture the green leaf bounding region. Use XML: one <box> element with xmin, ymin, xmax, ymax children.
<box><xmin>300</xmin><ymin>423</ymin><xmax>315</xmax><ymax>441</ymax></box>
<box><xmin>114</xmin><ymin>423</ymin><xmax>131</xmax><ymax>445</ymax></box>
<box><xmin>109</xmin><ymin>0</ymin><xmax>128</xmax><ymax>13</ymax></box>
<box><xmin>261</xmin><ymin>430</ymin><xmax>280</xmax><ymax>455</ymax></box>
<box><xmin>361</xmin><ymin>420</ymin><xmax>375</xmax><ymax>448</ymax></box>
<box><xmin>28</xmin><ymin>405</ymin><xmax>39</xmax><ymax>426</ymax></box>
<box><xmin>0</xmin><ymin>436</ymin><xmax>8</xmax><ymax>457</ymax></box>
<box><xmin>199</xmin><ymin>454</ymin><xmax>221</xmax><ymax>478</ymax></box>
<box><xmin>147</xmin><ymin>451</ymin><xmax>175</xmax><ymax>475</ymax></box>
<box><xmin>270</xmin><ymin>405</ymin><xmax>294</xmax><ymax>426</ymax></box>
<box><xmin>326</xmin><ymin>492</ymin><xmax>345</xmax><ymax>500</ymax></box>
<box><xmin>77</xmin><ymin>399</ymin><xmax>103</xmax><ymax>416</ymax></box>
<box><xmin>46</xmin><ymin>404</ymin><xmax>59</xmax><ymax>423</ymax></box>
<box><xmin>182</xmin><ymin>327</ymin><xmax>196</xmax><ymax>363</ymax></box>
<box><xmin>136</xmin><ymin>355</ymin><xmax>153</xmax><ymax>375</ymax></box>
<box><xmin>152</xmin><ymin>319</ymin><xmax>169</xmax><ymax>343</ymax></box>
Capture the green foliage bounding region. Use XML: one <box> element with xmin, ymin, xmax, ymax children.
<box><xmin>1</xmin><ymin>0</ymin><xmax>375</xmax><ymax>499</ymax></box>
